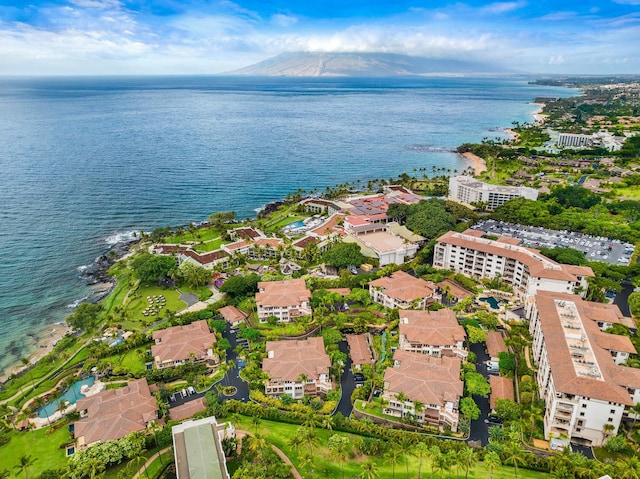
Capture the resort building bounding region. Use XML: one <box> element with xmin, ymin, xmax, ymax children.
<box><xmin>398</xmin><ymin>310</ymin><xmax>467</xmax><ymax>360</ymax></box>
<box><xmin>151</xmin><ymin>320</ymin><xmax>218</xmax><ymax>369</ymax></box>
<box><xmin>448</xmin><ymin>176</ymin><xmax>538</xmax><ymax>210</ymax></box>
<box><xmin>369</xmin><ymin>271</ymin><xmax>437</xmax><ymax>309</ymax></box>
<box><xmin>256</xmin><ymin>278</ymin><xmax>312</xmax><ymax>323</ymax></box>
<box><xmin>557</xmin><ymin>133</ymin><xmax>593</xmax><ymax>149</ymax></box>
<box><xmin>383</xmin><ymin>350</ymin><xmax>463</xmax><ymax>431</ymax></box>
<box><xmin>343</xmin><ymin>221</ymin><xmax>422</xmax><ymax>266</ymax></box>
<box><xmin>262</xmin><ymin>338</ymin><xmax>333</xmax><ymax>399</ymax></box>
<box><xmin>433</xmin><ymin>229</ymin><xmax>593</xmax><ymax>304</ymax></box>
<box><xmin>299</xmin><ymin>198</ymin><xmax>342</xmax><ymax>215</ymax></box>
<box><xmin>218</xmin><ymin>305</ymin><xmax>248</xmax><ymax>328</ymax></box>
<box><xmin>486</xmin><ymin>331</ymin><xmax>508</xmax><ymax>372</ymax></box>
<box><xmin>346</xmin><ymin>334</ymin><xmax>374</xmax><ymax>371</ymax></box>
<box><xmin>529</xmin><ymin>291</ymin><xmax>638</xmax><ymax>446</ymax></box>
<box><xmin>173</xmin><ymin>416</ymin><xmax>235</xmax><ymax>479</ymax></box>
<box><xmin>152</xmin><ymin>244</ymin><xmax>229</xmax><ymax>270</ymax></box>
<box><xmin>73</xmin><ymin>378</ymin><xmax>158</xmax><ymax>450</ymax></box>
<box><xmin>489</xmin><ymin>375</ymin><xmax>515</xmax><ymax>413</ymax></box>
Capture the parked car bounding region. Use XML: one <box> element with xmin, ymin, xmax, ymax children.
<box><xmin>353</xmin><ymin>373</ymin><xmax>365</xmax><ymax>382</ymax></box>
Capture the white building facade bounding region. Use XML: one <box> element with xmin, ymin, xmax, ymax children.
<box><xmin>448</xmin><ymin>176</ymin><xmax>538</xmax><ymax>210</ymax></box>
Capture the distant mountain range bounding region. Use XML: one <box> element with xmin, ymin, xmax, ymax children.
<box><xmin>226</xmin><ymin>52</ymin><xmax>510</xmax><ymax>77</ymax></box>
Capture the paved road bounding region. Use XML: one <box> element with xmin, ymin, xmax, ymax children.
<box><xmin>468</xmin><ymin>341</ymin><xmax>492</xmax><ymax>446</ymax></box>
<box><xmin>169</xmin><ymin>323</ymin><xmax>250</xmax><ymax>409</ymax></box>
<box><xmin>614</xmin><ymin>281</ymin><xmax>634</xmax><ymax>318</ymax></box>
<box><xmin>334</xmin><ymin>339</ymin><xmax>356</xmax><ymax>417</ymax></box>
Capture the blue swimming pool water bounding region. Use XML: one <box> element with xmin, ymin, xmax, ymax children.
<box><xmin>480</xmin><ymin>296</ymin><xmax>501</xmax><ymax>310</ymax></box>
<box><xmin>285</xmin><ymin>220</ymin><xmax>305</xmax><ymax>229</ymax></box>
<box><xmin>38</xmin><ymin>376</ymin><xmax>95</xmax><ymax>418</ymax></box>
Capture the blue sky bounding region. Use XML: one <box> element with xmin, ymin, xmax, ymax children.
<box><xmin>1</xmin><ymin>0</ymin><xmax>639</xmax><ymax>75</ymax></box>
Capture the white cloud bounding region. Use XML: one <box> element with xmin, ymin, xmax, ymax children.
<box><xmin>612</xmin><ymin>0</ymin><xmax>640</xmax><ymax>4</ymax></box>
<box><xmin>480</xmin><ymin>1</ymin><xmax>527</xmax><ymax>15</ymax></box>
<box><xmin>270</xmin><ymin>13</ymin><xmax>297</xmax><ymax>28</ymax></box>
<box><xmin>547</xmin><ymin>55</ymin><xmax>565</xmax><ymax>65</ymax></box>
<box><xmin>67</xmin><ymin>0</ymin><xmax>122</xmax><ymax>9</ymax></box>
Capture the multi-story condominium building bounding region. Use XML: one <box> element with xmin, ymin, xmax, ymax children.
<box><xmin>448</xmin><ymin>176</ymin><xmax>538</xmax><ymax>210</ymax></box>
<box><xmin>557</xmin><ymin>133</ymin><xmax>593</xmax><ymax>148</ymax></box>
<box><xmin>262</xmin><ymin>338</ymin><xmax>333</xmax><ymax>399</ymax></box>
<box><xmin>398</xmin><ymin>309</ymin><xmax>467</xmax><ymax>360</ymax></box>
<box><xmin>383</xmin><ymin>350</ymin><xmax>463</xmax><ymax>432</ymax></box>
<box><xmin>74</xmin><ymin>379</ymin><xmax>158</xmax><ymax>450</ymax></box>
<box><xmin>529</xmin><ymin>291</ymin><xmax>638</xmax><ymax>446</ymax></box>
<box><xmin>433</xmin><ymin>230</ymin><xmax>593</xmax><ymax>304</ymax></box>
<box><xmin>151</xmin><ymin>320</ymin><xmax>218</xmax><ymax>369</ymax></box>
<box><xmin>369</xmin><ymin>271</ymin><xmax>437</xmax><ymax>309</ymax></box>
<box><xmin>256</xmin><ymin>278</ymin><xmax>312</xmax><ymax>323</ymax></box>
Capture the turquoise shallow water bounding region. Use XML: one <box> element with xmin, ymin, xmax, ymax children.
<box><xmin>0</xmin><ymin>76</ymin><xmax>577</xmax><ymax>377</ymax></box>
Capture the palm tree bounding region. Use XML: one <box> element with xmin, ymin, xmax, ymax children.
<box><xmin>250</xmin><ymin>416</ymin><xmax>261</xmax><ymax>433</ymax></box>
<box><xmin>433</xmin><ymin>450</ymin><xmax>451</xmax><ymax>479</ymax></box>
<box><xmin>359</xmin><ymin>462</ymin><xmax>379</xmax><ymax>479</ymax></box>
<box><xmin>57</xmin><ymin>399</ymin><xmax>70</xmax><ymax>419</ymax></box>
<box><xmin>14</xmin><ymin>455</ymin><xmax>37</xmax><ymax>479</ymax></box>
<box><xmin>385</xmin><ymin>445</ymin><xmax>403</xmax><ymax>479</ymax></box>
<box><xmin>398</xmin><ymin>436</ymin><xmax>413</xmax><ymax>478</ymax></box>
<box><xmin>484</xmin><ymin>451</ymin><xmax>502</xmax><ymax>479</ymax></box>
<box><xmin>428</xmin><ymin>445</ymin><xmax>442</xmax><ymax>479</ymax></box>
<box><xmin>458</xmin><ymin>447</ymin><xmax>477</xmax><ymax>479</ymax></box>
<box><xmin>0</xmin><ymin>469</ymin><xmax>10</xmax><ymax>479</ymax></box>
<box><xmin>504</xmin><ymin>442</ymin><xmax>528</xmax><ymax>479</ymax></box>
<box><xmin>630</xmin><ymin>402</ymin><xmax>640</xmax><ymax>428</ymax></box>
<box><xmin>412</xmin><ymin>442</ymin><xmax>430</xmax><ymax>479</ymax></box>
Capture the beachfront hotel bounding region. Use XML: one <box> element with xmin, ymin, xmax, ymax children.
<box><xmin>151</xmin><ymin>320</ymin><xmax>218</xmax><ymax>369</ymax></box>
<box><xmin>529</xmin><ymin>291</ymin><xmax>639</xmax><ymax>446</ymax></box>
<box><xmin>398</xmin><ymin>309</ymin><xmax>467</xmax><ymax>360</ymax></box>
<box><xmin>383</xmin><ymin>350</ymin><xmax>463</xmax><ymax>432</ymax></box>
<box><xmin>433</xmin><ymin>229</ymin><xmax>593</xmax><ymax>304</ymax></box>
<box><xmin>262</xmin><ymin>337</ymin><xmax>333</xmax><ymax>399</ymax></box>
<box><xmin>448</xmin><ymin>176</ymin><xmax>538</xmax><ymax>210</ymax></box>
<box><xmin>255</xmin><ymin>278</ymin><xmax>312</xmax><ymax>323</ymax></box>
<box><xmin>369</xmin><ymin>271</ymin><xmax>437</xmax><ymax>310</ymax></box>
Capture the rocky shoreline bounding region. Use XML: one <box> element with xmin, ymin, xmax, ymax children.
<box><xmin>79</xmin><ymin>239</ymin><xmax>137</xmax><ymax>303</ymax></box>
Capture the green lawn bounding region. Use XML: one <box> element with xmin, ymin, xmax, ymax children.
<box><xmin>233</xmin><ymin>415</ymin><xmax>551</xmax><ymax>479</ymax></box>
<box><xmin>1</xmin><ymin>424</ymin><xmax>71</xmax><ymax>476</ymax></box>
<box><xmin>163</xmin><ymin>227</ymin><xmax>222</xmax><ymax>244</ymax></box>
<box><xmin>101</xmin><ymin>345</ymin><xmax>149</xmax><ymax>374</ymax></box>
<box><xmin>125</xmin><ymin>286</ymin><xmax>187</xmax><ymax>322</ymax></box>
<box><xmin>193</xmin><ymin>237</ymin><xmax>227</xmax><ymax>252</ymax></box>
<box><xmin>613</xmin><ymin>186</ymin><xmax>640</xmax><ymax>199</ymax></box>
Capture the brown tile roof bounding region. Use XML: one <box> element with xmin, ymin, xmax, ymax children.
<box><xmin>263</xmin><ymin>337</ymin><xmax>331</xmax><ymax>382</ymax></box>
<box><xmin>311</xmin><ymin>214</ymin><xmax>344</xmax><ymax>237</ymax></box>
<box><xmin>293</xmin><ymin>236</ymin><xmax>319</xmax><ymax>249</ymax></box>
<box><xmin>437</xmin><ymin>230</ymin><xmax>595</xmax><ymax>282</ymax></box>
<box><xmin>399</xmin><ymin>310</ymin><xmax>466</xmax><ymax>346</ymax></box>
<box><xmin>583</xmin><ymin>302</ymin><xmax>636</xmax><ymax>329</ymax></box>
<box><xmin>224</xmin><ymin>240</ymin><xmax>252</xmax><ymax>251</ymax></box>
<box><xmin>436</xmin><ymin>279</ymin><xmax>473</xmax><ymax>300</ymax></box>
<box><xmin>369</xmin><ymin>271</ymin><xmax>435</xmax><ymax>302</ymax></box>
<box><xmin>255</xmin><ymin>238</ymin><xmax>283</xmax><ymax>248</ymax></box>
<box><xmin>182</xmin><ymin>249</ymin><xmax>228</xmax><ymax>266</ymax></box>
<box><xmin>490</xmin><ymin>375</ymin><xmax>514</xmax><ymax>410</ymax></box>
<box><xmin>151</xmin><ymin>320</ymin><xmax>217</xmax><ymax>365</ymax></box>
<box><xmin>595</xmin><ymin>332</ymin><xmax>637</xmax><ymax>354</ymax></box>
<box><xmin>534</xmin><ymin>291</ymin><xmax>634</xmax><ymax>406</ymax></box>
<box><xmin>74</xmin><ymin>379</ymin><xmax>157</xmax><ymax>446</ymax></box>
<box><xmin>611</xmin><ymin>366</ymin><xmax>640</xmax><ymax>389</ymax></box>
<box><xmin>384</xmin><ymin>350</ymin><xmax>462</xmax><ymax>406</ymax></box>
<box><xmin>233</xmin><ymin>227</ymin><xmax>262</xmax><ymax>239</ymax></box>
<box><xmin>219</xmin><ymin>306</ymin><xmax>248</xmax><ymax>324</ymax></box>
<box><xmin>497</xmin><ymin>236</ymin><xmax>522</xmax><ymax>246</ymax></box>
<box><xmin>346</xmin><ymin>334</ymin><xmax>373</xmax><ymax>366</ymax></box>
<box><xmin>256</xmin><ymin>278</ymin><xmax>311</xmax><ymax>308</ymax></box>
<box><xmin>169</xmin><ymin>397</ymin><xmax>207</xmax><ymax>422</ymax></box>
<box><xmin>486</xmin><ymin>331</ymin><xmax>508</xmax><ymax>359</ymax></box>
<box><xmin>327</xmin><ymin>288</ymin><xmax>351</xmax><ymax>296</ymax></box>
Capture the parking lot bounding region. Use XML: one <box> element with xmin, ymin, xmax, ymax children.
<box><xmin>472</xmin><ymin>219</ymin><xmax>635</xmax><ymax>266</ymax></box>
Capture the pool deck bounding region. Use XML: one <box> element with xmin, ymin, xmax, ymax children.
<box><xmin>30</xmin><ymin>380</ymin><xmax>105</xmax><ymax>429</ymax></box>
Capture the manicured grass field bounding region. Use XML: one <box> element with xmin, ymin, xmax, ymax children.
<box><xmin>613</xmin><ymin>186</ymin><xmax>640</xmax><ymax>199</ymax></box>
<box><xmin>102</xmin><ymin>345</ymin><xmax>149</xmax><ymax>374</ymax></box>
<box><xmin>233</xmin><ymin>415</ymin><xmax>551</xmax><ymax>479</ymax></box>
<box><xmin>192</xmin><ymin>237</ymin><xmax>227</xmax><ymax>252</ymax></box>
<box><xmin>1</xmin><ymin>424</ymin><xmax>71</xmax><ymax>476</ymax></box>
<box><xmin>163</xmin><ymin>227</ymin><xmax>222</xmax><ymax>244</ymax></box>
<box><xmin>126</xmin><ymin>286</ymin><xmax>186</xmax><ymax>321</ymax></box>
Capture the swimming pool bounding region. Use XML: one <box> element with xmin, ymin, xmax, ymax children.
<box><xmin>479</xmin><ymin>296</ymin><xmax>502</xmax><ymax>310</ymax></box>
<box><xmin>284</xmin><ymin>220</ymin><xmax>305</xmax><ymax>230</ymax></box>
<box><xmin>38</xmin><ymin>376</ymin><xmax>95</xmax><ymax>418</ymax></box>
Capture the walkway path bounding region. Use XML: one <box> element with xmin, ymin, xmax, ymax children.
<box><xmin>132</xmin><ymin>446</ymin><xmax>172</xmax><ymax>479</ymax></box>
<box><xmin>236</xmin><ymin>429</ymin><xmax>302</xmax><ymax>479</ymax></box>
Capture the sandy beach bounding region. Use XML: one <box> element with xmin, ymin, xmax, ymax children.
<box><xmin>532</xmin><ymin>102</ymin><xmax>548</xmax><ymax>124</ymax></box>
<box><xmin>461</xmin><ymin>151</ymin><xmax>487</xmax><ymax>175</ymax></box>
<box><xmin>504</xmin><ymin>128</ymin><xmax>519</xmax><ymax>141</ymax></box>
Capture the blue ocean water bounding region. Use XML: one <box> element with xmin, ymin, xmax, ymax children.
<box><xmin>0</xmin><ymin>76</ymin><xmax>576</xmax><ymax>377</ymax></box>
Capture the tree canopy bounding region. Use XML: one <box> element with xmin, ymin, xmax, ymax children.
<box><xmin>66</xmin><ymin>302</ymin><xmax>102</xmax><ymax>331</ymax></box>
<box><xmin>403</xmin><ymin>199</ymin><xmax>456</xmax><ymax>239</ymax></box>
<box><xmin>131</xmin><ymin>254</ymin><xmax>176</xmax><ymax>284</ymax></box>
<box><xmin>321</xmin><ymin>243</ymin><xmax>366</xmax><ymax>269</ymax></box>
<box><xmin>219</xmin><ymin>274</ymin><xmax>260</xmax><ymax>299</ymax></box>
<box><xmin>177</xmin><ymin>261</ymin><xmax>212</xmax><ymax>288</ymax></box>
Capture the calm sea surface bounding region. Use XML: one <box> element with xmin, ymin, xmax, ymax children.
<box><xmin>0</xmin><ymin>76</ymin><xmax>576</xmax><ymax>376</ymax></box>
